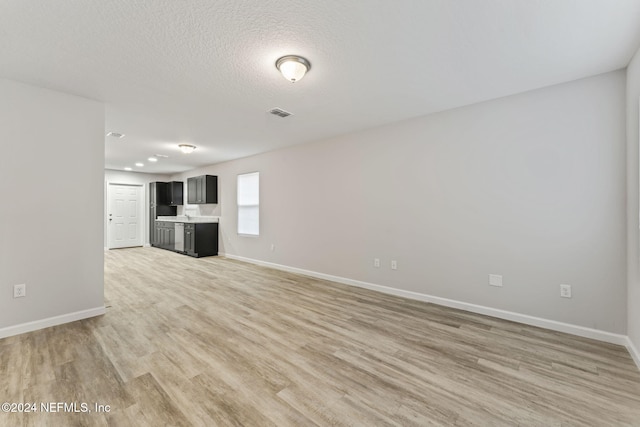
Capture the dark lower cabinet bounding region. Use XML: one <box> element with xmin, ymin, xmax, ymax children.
<box><xmin>184</xmin><ymin>223</ymin><xmax>218</xmax><ymax>257</ymax></box>
<box><xmin>184</xmin><ymin>225</ymin><xmax>194</xmax><ymax>254</ymax></box>
<box><xmin>152</xmin><ymin>222</ymin><xmax>161</xmax><ymax>247</ymax></box>
<box><xmin>153</xmin><ymin>221</ymin><xmax>218</xmax><ymax>257</ymax></box>
<box><xmin>166</xmin><ymin>224</ymin><xmax>174</xmax><ymax>250</ymax></box>
<box><xmin>153</xmin><ymin>221</ymin><xmax>175</xmax><ymax>250</ymax></box>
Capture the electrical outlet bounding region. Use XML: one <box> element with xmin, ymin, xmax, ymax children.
<box><xmin>560</xmin><ymin>284</ymin><xmax>572</xmax><ymax>298</ymax></box>
<box><xmin>374</xmin><ymin>258</ymin><xmax>380</xmax><ymax>268</ymax></box>
<box><xmin>489</xmin><ymin>274</ymin><xmax>503</xmax><ymax>287</ymax></box>
<box><xmin>391</xmin><ymin>260</ymin><xmax>397</xmax><ymax>270</ymax></box>
<box><xmin>13</xmin><ymin>284</ymin><xmax>26</xmax><ymax>298</ymax></box>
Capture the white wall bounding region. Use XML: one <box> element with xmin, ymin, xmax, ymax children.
<box><xmin>104</xmin><ymin>169</ymin><xmax>172</xmax><ymax>247</ymax></box>
<box><xmin>627</xmin><ymin>49</ymin><xmax>640</xmax><ymax>362</ymax></box>
<box><xmin>173</xmin><ymin>71</ymin><xmax>627</xmax><ymax>334</ymax></box>
<box><xmin>0</xmin><ymin>79</ymin><xmax>105</xmax><ymax>333</ymax></box>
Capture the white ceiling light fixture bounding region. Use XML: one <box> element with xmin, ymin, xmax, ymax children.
<box><xmin>179</xmin><ymin>144</ymin><xmax>196</xmax><ymax>154</ymax></box>
<box><xmin>106</xmin><ymin>131</ymin><xmax>125</xmax><ymax>138</ymax></box>
<box><xmin>124</xmin><ymin>167</ymin><xmax>132</xmax><ymax>171</ymax></box>
<box><xmin>135</xmin><ymin>162</ymin><xmax>144</xmax><ymax>167</ymax></box>
<box><xmin>148</xmin><ymin>157</ymin><xmax>158</xmax><ymax>162</ymax></box>
<box><xmin>276</xmin><ymin>55</ymin><xmax>311</xmax><ymax>83</ymax></box>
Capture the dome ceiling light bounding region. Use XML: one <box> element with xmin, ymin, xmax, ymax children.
<box><xmin>276</xmin><ymin>55</ymin><xmax>311</xmax><ymax>83</ymax></box>
<box><xmin>179</xmin><ymin>144</ymin><xmax>196</xmax><ymax>154</ymax></box>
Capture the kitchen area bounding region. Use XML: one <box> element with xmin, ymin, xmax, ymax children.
<box><xmin>150</xmin><ymin>175</ymin><xmax>219</xmax><ymax>258</ymax></box>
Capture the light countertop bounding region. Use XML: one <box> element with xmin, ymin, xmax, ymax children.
<box><xmin>156</xmin><ymin>216</ymin><xmax>219</xmax><ymax>224</ymax></box>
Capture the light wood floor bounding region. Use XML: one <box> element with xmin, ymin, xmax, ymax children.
<box><xmin>2</xmin><ymin>247</ymin><xmax>640</xmax><ymax>426</ymax></box>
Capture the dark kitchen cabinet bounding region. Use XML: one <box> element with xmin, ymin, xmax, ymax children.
<box><xmin>150</xmin><ymin>182</ymin><xmax>177</xmax><ymax>246</ymax></box>
<box><xmin>187</xmin><ymin>175</ymin><xmax>217</xmax><ymax>204</ymax></box>
<box><xmin>187</xmin><ymin>178</ymin><xmax>196</xmax><ymax>204</ymax></box>
<box><xmin>150</xmin><ymin>182</ymin><xmax>169</xmax><ymax>206</ymax></box>
<box><xmin>154</xmin><ymin>222</ymin><xmax>165</xmax><ymax>249</ymax></box>
<box><xmin>184</xmin><ymin>225</ymin><xmax>194</xmax><ymax>254</ymax></box>
<box><xmin>184</xmin><ymin>223</ymin><xmax>218</xmax><ymax>257</ymax></box>
<box><xmin>154</xmin><ymin>221</ymin><xmax>175</xmax><ymax>250</ymax></box>
<box><xmin>153</xmin><ymin>222</ymin><xmax>162</xmax><ymax>248</ymax></box>
<box><xmin>167</xmin><ymin>225</ymin><xmax>175</xmax><ymax>250</ymax></box>
<box><xmin>167</xmin><ymin>181</ymin><xmax>183</xmax><ymax>206</ymax></box>
<box><xmin>153</xmin><ymin>222</ymin><xmax>160</xmax><ymax>247</ymax></box>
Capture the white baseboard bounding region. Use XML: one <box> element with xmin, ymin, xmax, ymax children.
<box><xmin>221</xmin><ymin>253</ymin><xmax>629</xmax><ymax>347</ymax></box>
<box><xmin>143</xmin><ymin>243</ymin><xmax>151</xmax><ymax>248</ymax></box>
<box><xmin>0</xmin><ymin>306</ymin><xmax>106</xmax><ymax>339</ymax></box>
<box><xmin>626</xmin><ymin>337</ymin><xmax>640</xmax><ymax>370</ymax></box>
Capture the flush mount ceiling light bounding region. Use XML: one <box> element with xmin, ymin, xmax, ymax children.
<box><xmin>276</xmin><ymin>55</ymin><xmax>311</xmax><ymax>83</ymax></box>
<box><xmin>148</xmin><ymin>157</ymin><xmax>158</xmax><ymax>162</ymax></box>
<box><xmin>124</xmin><ymin>167</ymin><xmax>132</xmax><ymax>171</ymax></box>
<box><xmin>135</xmin><ymin>162</ymin><xmax>144</xmax><ymax>167</ymax></box>
<box><xmin>106</xmin><ymin>131</ymin><xmax>125</xmax><ymax>138</ymax></box>
<box><xmin>179</xmin><ymin>144</ymin><xmax>196</xmax><ymax>154</ymax></box>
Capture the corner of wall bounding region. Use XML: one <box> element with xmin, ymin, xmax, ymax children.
<box><xmin>626</xmin><ymin>46</ymin><xmax>640</xmax><ymax>367</ymax></box>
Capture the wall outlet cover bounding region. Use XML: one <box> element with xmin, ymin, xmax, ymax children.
<box><xmin>489</xmin><ymin>274</ymin><xmax>503</xmax><ymax>287</ymax></box>
<box><xmin>560</xmin><ymin>284</ymin><xmax>572</xmax><ymax>298</ymax></box>
<box><xmin>13</xmin><ymin>284</ymin><xmax>26</xmax><ymax>298</ymax></box>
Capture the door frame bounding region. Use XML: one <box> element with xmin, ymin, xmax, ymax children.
<box><xmin>106</xmin><ymin>181</ymin><xmax>145</xmax><ymax>250</ymax></box>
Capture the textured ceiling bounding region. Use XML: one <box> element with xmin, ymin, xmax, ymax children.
<box><xmin>1</xmin><ymin>0</ymin><xmax>640</xmax><ymax>173</ymax></box>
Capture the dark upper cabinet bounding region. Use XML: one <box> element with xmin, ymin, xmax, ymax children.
<box><xmin>151</xmin><ymin>181</ymin><xmax>183</xmax><ymax>206</ymax></box>
<box><xmin>187</xmin><ymin>178</ymin><xmax>197</xmax><ymax>204</ymax></box>
<box><xmin>167</xmin><ymin>181</ymin><xmax>183</xmax><ymax>206</ymax></box>
<box><xmin>150</xmin><ymin>182</ymin><xmax>169</xmax><ymax>206</ymax></box>
<box><xmin>187</xmin><ymin>175</ymin><xmax>217</xmax><ymax>204</ymax></box>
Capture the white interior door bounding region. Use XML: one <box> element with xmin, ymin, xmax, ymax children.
<box><xmin>108</xmin><ymin>184</ymin><xmax>143</xmax><ymax>249</ymax></box>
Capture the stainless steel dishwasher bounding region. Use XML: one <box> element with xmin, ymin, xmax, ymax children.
<box><xmin>174</xmin><ymin>222</ymin><xmax>184</xmax><ymax>252</ymax></box>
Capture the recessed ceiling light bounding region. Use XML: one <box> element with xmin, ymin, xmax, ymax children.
<box><xmin>106</xmin><ymin>131</ymin><xmax>125</xmax><ymax>138</ymax></box>
<box><xmin>148</xmin><ymin>157</ymin><xmax>158</xmax><ymax>162</ymax></box>
<box><xmin>155</xmin><ymin>154</ymin><xmax>169</xmax><ymax>158</ymax></box>
<box><xmin>124</xmin><ymin>167</ymin><xmax>132</xmax><ymax>171</ymax></box>
<box><xmin>135</xmin><ymin>162</ymin><xmax>144</xmax><ymax>167</ymax></box>
<box><xmin>178</xmin><ymin>144</ymin><xmax>196</xmax><ymax>154</ymax></box>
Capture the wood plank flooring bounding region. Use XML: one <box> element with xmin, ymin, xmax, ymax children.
<box><xmin>1</xmin><ymin>247</ymin><xmax>640</xmax><ymax>426</ymax></box>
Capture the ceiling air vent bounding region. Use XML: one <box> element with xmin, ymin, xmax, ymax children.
<box><xmin>268</xmin><ymin>108</ymin><xmax>293</xmax><ymax>118</ymax></box>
